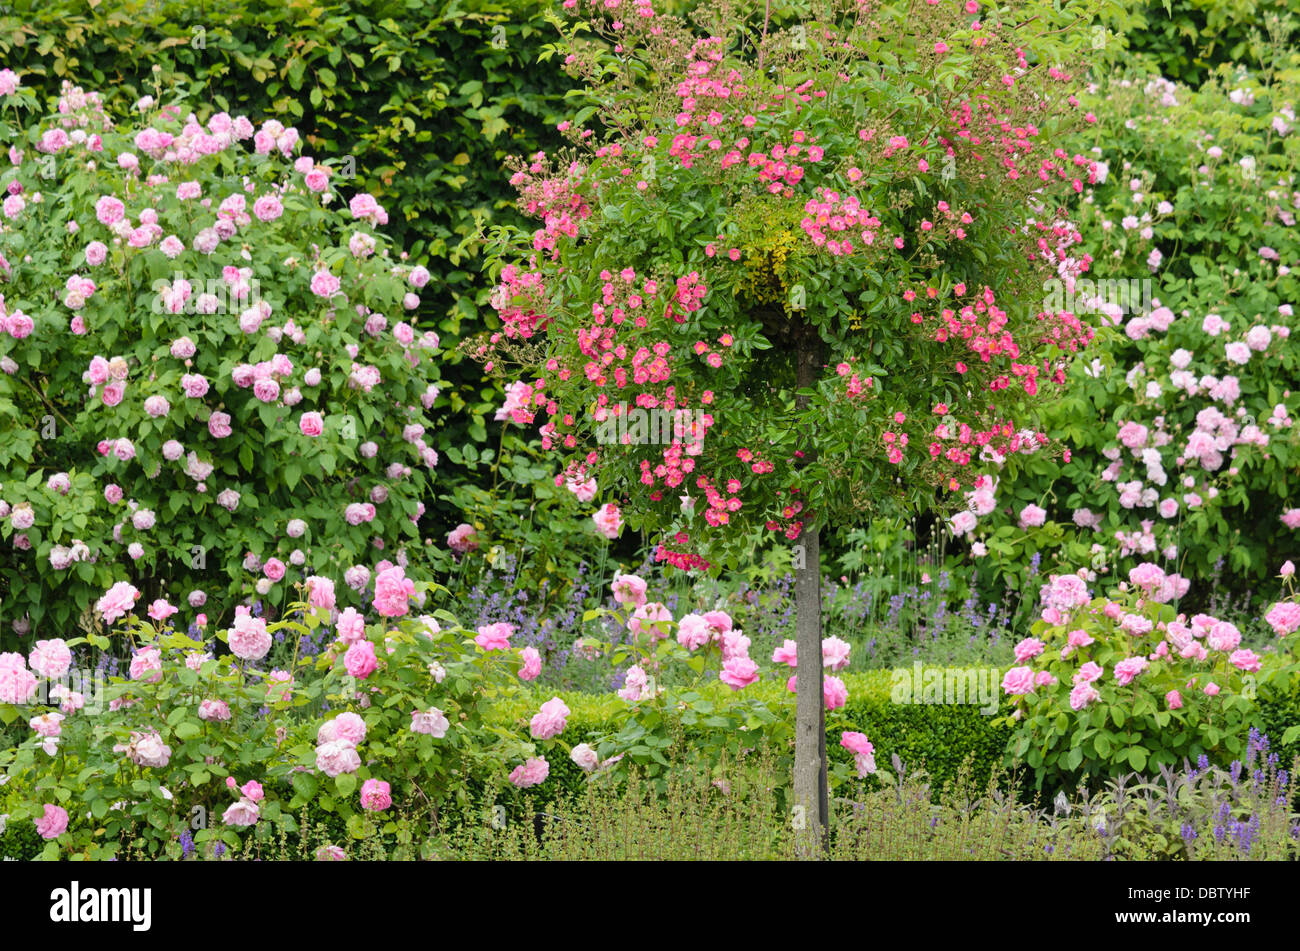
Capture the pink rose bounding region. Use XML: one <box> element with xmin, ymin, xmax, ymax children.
<box><xmin>222</xmin><ymin>799</ymin><xmax>260</xmax><ymax>827</ymax></box>
<box><xmin>315</xmin><ymin>739</ymin><xmax>361</xmax><ymax>777</ymax></box>
<box><xmin>299</xmin><ymin>411</ymin><xmax>324</xmax><ymax>437</ymax></box>
<box><xmin>372</xmin><ymin>565</ymin><xmax>415</xmax><ymax>617</ymax></box>
<box><xmin>198</xmin><ymin>699</ymin><xmax>231</xmax><ymax>721</ymax></box>
<box><xmin>34</xmin><ymin>803</ymin><xmax>69</xmax><ymax>840</ymax></box>
<box><xmin>611</xmin><ymin>572</ymin><xmax>648</xmax><ymax>607</ymax></box>
<box><xmin>228</xmin><ymin>610</ymin><xmax>272</xmax><ymax>661</ymax></box>
<box><xmin>305</xmin><ymin>576</ymin><xmax>336</xmax><ymax>611</ymax></box>
<box><xmin>474</xmin><ymin>622</ymin><xmax>514</xmax><ymax>651</ymax></box>
<box><xmin>360</xmin><ymin>778</ymin><xmax>392</xmax><ymax>811</ymax></box>
<box><xmin>508</xmin><ymin>757</ymin><xmax>550</xmax><ymax>788</ymax></box>
<box><xmin>720</xmin><ymin>656</ymin><xmax>760</xmax><ymax>690</ymax></box>
<box><xmin>529</xmin><ymin>697</ymin><xmax>570</xmax><ymax>739</ymax></box>
<box><xmin>336</xmin><ymin>607</ymin><xmax>366</xmax><ymax>645</ymax></box>
<box><xmin>823</xmin><ymin>675</ymin><xmax>848</xmax><ymax>710</ymax></box>
<box><xmin>519</xmin><ymin>646</ymin><xmax>542</xmax><ymax>681</ymax></box>
<box><xmin>96</xmin><ymin>581</ymin><xmax>140</xmax><ymax>624</ymax></box>
<box><xmin>676</xmin><ymin>614</ymin><xmax>712</xmax><ymax>651</ymax></box>
<box><xmin>344</xmin><ymin>641</ymin><xmax>378</xmax><ymax>678</ymax></box>
<box><xmin>208</xmin><ymin>411</ymin><xmax>233</xmax><ymax>439</ymax></box>
<box><xmin>28</xmin><ymin>639</ymin><xmax>71</xmax><ymax>679</ymax></box>
<box><xmin>1001</xmin><ymin>666</ymin><xmax>1036</xmax><ymax>695</ymax></box>
<box><xmin>410</xmin><ymin>707</ymin><xmax>450</xmax><ymax>737</ymax></box>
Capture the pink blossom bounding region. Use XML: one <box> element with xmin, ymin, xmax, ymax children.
<box><xmin>96</xmin><ymin>581</ymin><xmax>140</xmax><ymax>623</ymax></box>
<box><xmin>509</xmin><ymin>757</ymin><xmax>550</xmax><ymax>788</ymax></box>
<box><xmin>720</xmin><ymin>656</ymin><xmax>760</xmax><ymax>690</ymax></box>
<box><xmin>529</xmin><ymin>697</ymin><xmax>570</xmax><ymax>739</ymax></box>
<box><xmin>360</xmin><ymin>779</ymin><xmax>392</xmax><ymax>811</ymax></box>
<box><xmin>410</xmin><ymin>707</ymin><xmax>450</xmax><ymax>737</ymax></box>
<box><xmin>372</xmin><ymin>565</ymin><xmax>415</xmax><ymax>617</ymax></box>
<box><xmin>343</xmin><ymin>641</ymin><xmax>378</xmax><ymax>678</ymax></box>
<box><xmin>475</xmin><ymin>622</ymin><xmax>514</xmax><ymax>651</ymax></box>
<box><xmin>1001</xmin><ymin>666</ymin><xmax>1035</xmax><ymax>695</ymax></box>
<box><xmin>315</xmin><ymin>739</ymin><xmax>361</xmax><ymax>777</ymax></box>
<box><xmin>28</xmin><ymin>639</ymin><xmax>71</xmax><ymax>679</ymax></box>
<box><xmin>823</xmin><ymin>675</ymin><xmax>848</xmax><ymax>710</ymax></box>
<box><xmin>34</xmin><ymin>804</ymin><xmax>69</xmax><ymax>840</ymax></box>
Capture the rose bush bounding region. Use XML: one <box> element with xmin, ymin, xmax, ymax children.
<box><xmin>0</xmin><ymin>79</ymin><xmax>447</xmax><ymax>640</ymax></box>
<box><xmin>0</xmin><ymin>569</ymin><xmax>565</xmax><ymax>859</ymax></box>
<box><xmin>997</xmin><ymin>561</ymin><xmax>1300</xmax><ymax>790</ymax></box>
<box><xmin>946</xmin><ymin>42</ymin><xmax>1300</xmax><ymax>604</ymax></box>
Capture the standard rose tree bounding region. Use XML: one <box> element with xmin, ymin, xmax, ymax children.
<box><xmin>475</xmin><ymin>0</ymin><xmax>1099</xmax><ymax>843</ymax></box>
<box><xmin>0</xmin><ymin>80</ymin><xmax>444</xmax><ymax>637</ymax></box>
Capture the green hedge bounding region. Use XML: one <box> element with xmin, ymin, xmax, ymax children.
<box><xmin>1110</xmin><ymin>0</ymin><xmax>1295</xmax><ymax>86</ymax></box>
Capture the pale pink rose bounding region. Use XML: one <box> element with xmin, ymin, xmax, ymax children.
<box><xmin>97</xmin><ymin>582</ymin><xmax>140</xmax><ymax>624</ymax></box>
<box><xmin>222</xmin><ymin>799</ymin><xmax>260</xmax><ymax>827</ymax></box>
<box><xmin>1264</xmin><ymin>601</ymin><xmax>1300</xmax><ymax>637</ymax></box>
<box><xmin>570</xmin><ymin>743</ymin><xmax>600</xmax><ymax>772</ymax></box>
<box><xmin>519</xmin><ymin>646</ymin><xmax>542</xmax><ymax>681</ymax></box>
<box><xmin>208</xmin><ymin>411</ymin><xmax>233</xmax><ymax>438</ymax></box>
<box><xmin>1206</xmin><ymin>621</ymin><xmax>1242</xmax><ymax>652</ymax></box>
<box><xmin>1229</xmin><ymin>649</ymin><xmax>1262</xmax><ymax>672</ymax></box>
<box><xmin>1113</xmin><ymin>656</ymin><xmax>1149</xmax><ymax>686</ymax></box>
<box><xmin>129</xmin><ymin>646</ymin><xmax>163</xmax><ymax>683</ymax></box>
<box><xmin>1165</xmin><ymin>689</ymin><xmax>1183</xmax><ymax>710</ymax></box>
<box><xmin>315</xmin><ymin>739</ymin><xmax>361</xmax><ymax>777</ymax></box>
<box><xmin>1018</xmin><ymin>503</ymin><xmax>1047</xmax><ymax>528</ymax></box>
<box><xmin>228</xmin><ymin>610</ymin><xmax>272</xmax><ymax>661</ymax></box>
<box><xmin>302</xmin><ymin>576</ymin><xmax>335</xmax><ymax>611</ymax></box>
<box><xmin>146</xmin><ymin>599</ymin><xmax>177</xmax><ymax>623</ymax></box>
<box><xmin>1013</xmin><ymin>637</ymin><xmax>1045</xmax><ymax>663</ymax></box>
<box><xmin>198</xmin><ymin>699</ymin><xmax>231</xmax><ymax>722</ymax></box>
<box><xmin>628</xmin><ymin>602</ymin><xmax>673</xmax><ymax>640</ymax></box>
<box><xmin>772</xmin><ymin>639</ymin><xmax>798</xmax><ymax>667</ymax></box>
<box><xmin>335</xmin><ymin>607</ymin><xmax>366</xmax><ymax>645</ymax></box>
<box><xmin>821</xmin><ymin>636</ymin><xmax>851</xmax><ymax>671</ymax></box>
<box><xmin>446</xmin><ymin>523</ymin><xmax>478</xmax><ymax>553</ymax></box>
<box><xmin>309</xmin><ymin>269</ymin><xmax>340</xmax><ymax>297</ymax></box>
<box><xmin>0</xmin><ymin>656</ymin><xmax>38</xmax><ymax>704</ymax></box>
<box><xmin>328</xmin><ymin>712</ymin><xmax>368</xmax><ymax>746</ymax></box>
<box><xmin>34</xmin><ymin>804</ymin><xmax>69</xmax><ymax>840</ymax></box>
<box><xmin>1070</xmin><ymin>683</ymin><xmax>1100</xmax><ymax>710</ymax></box>
<box><xmin>1074</xmin><ymin>661</ymin><xmax>1104</xmax><ymax>685</ymax></box>
<box><xmin>530</xmin><ymin>697</ymin><xmax>570</xmax><ymax>739</ymax></box>
<box><xmin>611</xmin><ymin>572</ymin><xmax>648</xmax><ymax>607</ymax></box>
<box><xmin>508</xmin><ymin>757</ymin><xmax>550</xmax><ymax>788</ymax></box>
<box><xmin>618</xmin><ymin>665</ymin><xmax>650</xmax><ymax>702</ymax></box>
<box><xmin>1203</xmin><ymin>681</ymin><xmax>1220</xmax><ymax>696</ymax></box>
<box><xmin>592</xmin><ymin>502</ymin><xmax>623</xmax><ymax>539</ymax></box>
<box><xmin>28</xmin><ymin>639</ymin><xmax>72</xmax><ymax>679</ymax></box>
<box><xmin>840</xmin><ymin>731</ymin><xmax>876</xmax><ymax>776</ymax></box>
<box><xmin>410</xmin><ymin>707</ymin><xmax>450</xmax><ymax>737</ymax></box>
<box><xmin>676</xmin><ymin>614</ymin><xmax>712</xmax><ymax>651</ymax></box>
